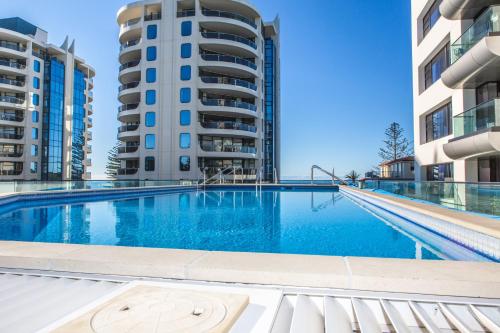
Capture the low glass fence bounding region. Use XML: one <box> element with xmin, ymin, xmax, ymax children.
<box><xmin>360</xmin><ymin>180</ymin><xmax>500</xmax><ymax>216</ymax></box>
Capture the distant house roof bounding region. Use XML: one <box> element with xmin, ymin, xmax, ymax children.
<box><xmin>379</xmin><ymin>156</ymin><xmax>415</xmax><ymax>167</ymax></box>
<box><xmin>0</xmin><ymin>17</ymin><xmax>41</xmax><ymax>37</ymax></box>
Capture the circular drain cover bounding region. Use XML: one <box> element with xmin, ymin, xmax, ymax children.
<box><xmin>90</xmin><ymin>289</ymin><xmax>229</xmax><ymax>332</ymax></box>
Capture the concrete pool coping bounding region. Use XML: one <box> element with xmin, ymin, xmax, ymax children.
<box><xmin>0</xmin><ymin>241</ymin><xmax>499</xmax><ymax>299</ymax></box>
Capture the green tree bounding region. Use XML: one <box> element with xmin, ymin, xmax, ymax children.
<box><xmin>345</xmin><ymin>170</ymin><xmax>360</xmax><ymax>183</ymax></box>
<box><xmin>379</xmin><ymin>122</ymin><xmax>413</xmax><ymax>161</ymax></box>
<box><xmin>105</xmin><ymin>142</ymin><xmax>121</xmax><ymax>179</ymax></box>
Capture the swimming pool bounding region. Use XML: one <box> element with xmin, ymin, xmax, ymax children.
<box><xmin>0</xmin><ymin>188</ymin><xmax>492</xmax><ymax>261</ymax></box>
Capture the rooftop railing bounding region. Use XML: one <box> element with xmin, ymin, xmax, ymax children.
<box><xmin>201</xmin><ymin>31</ymin><xmax>257</xmax><ymax>49</ymax></box>
<box><xmin>200</xmin><ymin>76</ymin><xmax>257</xmax><ymax>91</ymax></box>
<box><xmin>119</xmin><ymin>60</ymin><xmax>140</xmax><ymax>71</ymax></box>
<box><xmin>453</xmin><ymin>98</ymin><xmax>500</xmax><ymax>137</ymax></box>
<box><xmin>0</xmin><ymin>60</ymin><xmax>25</xmax><ymax>70</ymax></box>
<box><xmin>0</xmin><ymin>41</ymin><xmax>26</xmax><ymax>52</ymax></box>
<box><xmin>200</xmin><ymin>53</ymin><xmax>257</xmax><ymax>70</ymax></box>
<box><xmin>202</xmin><ymin>8</ymin><xmax>257</xmax><ymax>29</ymax></box>
<box><xmin>451</xmin><ymin>6</ymin><xmax>500</xmax><ymax>63</ymax></box>
<box><xmin>201</xmin><ymin>98</ymin><xmax>257</xmax><ymax>111</ymax></box>
<box><xmin>200</xmin><ymin>121</ymin><xmax>257</xmax><ymax>133</ymax></box>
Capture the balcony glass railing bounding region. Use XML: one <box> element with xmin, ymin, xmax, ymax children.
<box><xmin>120</xmin><ymin>39</ymin><xmax>141</xmax><ymax>51</ymax></box>
<box><xmin>118</xmin><ymin>145</ymin><xmax>139</xmax><ymax>154</ymax></box>
<box><xmin>118</xmin><ymin>124</ymin><xmax>139</xmax><ymax>133</ymax></box>
<box><xmin>0</xmin><ymin>169</ymin><xmax>23</xmax><ymax>176</ymax></box>
<box><xmin>451</xmin><ymin>6</ymin><xmax>500</xmax><ymax>63</ymax></box>
<box><xmin>200</xmin><ymin>143</ymin><xmax>257</xmax><ymax>154</ymax></box>
<box><xmin>453</xmin><ymin>98</ymin><xmax>500</xmax><ymax>137</ymax></box>
<box><xmin>200</xmin><ymin>76</ymin><xmax>257</xmax><ymax>90</ymax></box>
<box><xmin>177</xmin><ymin>9</ymin><xmax>195</xmax><ymax>17</ymax></box>
<box><xmin>118</xmin><ymin>103</ymin><xmax>139</xmax><ymax>112</ymax></box>
<box><xmin>200</xmin><ymin>121</ymin><xmax>257</xmax><ymax>133</ymax></box>
<box><xmin>0</xmin><ymin>41</ymin><xmax>26</xmax><ymax>52</ymax></box>
<box><xmin>144</xmin><ymin>13</ymin><xmax>161</xmax><ymax>21</ymax></box>
<box><xmin>119</xmin><ymin>81</ymin><xmax>140</xmax><ymax>92</ymax></box>
<box><xmin>119</xmin><ymin>60</ymin><xmax>140</xmax><ymax>71</ymax></box>
<box><xmin>118</xmin><ymin>168</ymin><xmax>138</xmax><ymax>175</ymax></box>
<box><xmin>0</xmin><ymin>77</ymin><xmax>24</xmax><ymax>87</ymax></box>
<box><xmin>0</xmin><ymin>150</ymin><xmax>23</xmax><ymax>158</ymax></box>
<box><xmin>0</xmin><ymin>113</ymin><xmax>23</xmax><ymax>122</ymax></box>
<box><xmin>0</xmin><ymin>96</ymin><xmax>24</xmax><ymax>105</ymax></box>
<box><xmin>202</xmin><ymin>8</ymin><xmax>257</xmax><ymax>29</ymax></box>
<box><xmin>0</xmin><ymin>132</ymin><xmax>23</xmax><ymax>140</ymax></box>
<box><xmin>201</xmin><ymin>31</ymin><xmax>257</xmax><ymax>49</ymax></box>
<box><xmin>121</xmin><ymin>17</ymin><xmax>141</xmax><ymax>28</ymax></box>
<box><xmin>200</xmin><ymin>53</ymin><xmax>257</xmax><ymax>70</ymax></box>
<box><xmin>0</xmin><ymin>60</ymin><xmax>25</xmax><ymax>70</ymax></box>
<box><xmin>201</xmin><ymin>98</ymin><xmax>257</xmax><ymax>111</ymax></box>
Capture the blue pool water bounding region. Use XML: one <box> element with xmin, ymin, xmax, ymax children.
<box><xmin>0</xmin><ymin>189</ymin><xmax>490</xmax><ymax>261</ymax></box>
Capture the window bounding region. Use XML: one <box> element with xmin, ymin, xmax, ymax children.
<box><xmin>180</xmin><ymin>88</ymin><xmax>191</xmax><ymax>103</ymax></box>
<box><xmin>181</xmin><ymin>43</ymin><xmax>191</xmax><ymax>58</ymax></box>
<box><xmin>146</xmin><ymin>90</ymin><xmax>156</xmax><ymax>105</ymax></box>
<box><xmin>147</xmin><ymin>25</ymin><xmax>157</xmax><ymax>39</ymax></box>
<box><xmin>32</xmin><ymin>111</ymin><xmax>39</xmax><ymax>123</ymax></box>
<box><xmin>425</xmin><ymin>103</ymin><xmax>452</xmax><ymax>142</ymax></box>
<box><xmin>180</xmin><ymin>133</ymin><xmax>191</xmax><ymax>148</ymax></box>
<box><xmin>33</xmin><ymin>77</ymin><xmax>40</xmax><ymax>89</ymax></box>
<box><xmin>32</xmin><ymin>94</ymin><xmax>39</xmax><ymax>106</ymax></box>
<box><xmin>30</xmin><ymin>161</ymin><xmax>38</xmax><ymax>173</ymax></box>
<box><xmin>145</xmin><ymin>134</ymin><xmax>155</xmax><ymax>149</ymax></box>
<box><xmin>180</xmin><ymin>110</ymin><xmax>190</xmax><ymax>126</ymax></box>
<box><xmin>426</xmin><ymin>163</ymin><xmax>453</xmax><ymax>181</ymax></box>
<box><xmin>145</xmin><ymin>156</ymin><xmax>155</xmax><ymax>171</ymax></box>
<box><xmin>180</xmin><ymin>156</ymin><xmax>190</xmax><ymax>171</ymax></box>
<box><xmin>180</xmin><ymin>65</ymin><xmax>191</xmax><ymax>80</ymax></box>
<box><xmin>32</xmin><ymin>128</ymin><xmax>38</xmax><ymax>140</ymax></box>
<box><xmin>145</xmin><ymin>112</ymin><xmax>156</xmax><ymax>127</ymax></box>
<box><xmin>31</xmin><ymin>144</ymin><xmax>38</xmax><ymax>156</ymax></box>
<box><xmin>34</xmin><ymin>60</ymin><xmax>40</xmax><ymax>73</ymax></box>
<box><xmin>146</xmin><ymin>68</ymin><xmax>156</xmax><ymax>83</ymax></box>
<box><xmin>423</xmin><ymin>0</ymin><xmax>442</xmax><ymax>37</ymax></box>
<box><xmin>146</xmin><ymin>46</ymin><xmax>157</xmax><ymax>61</ymax></box>
<box><xmin>476</xmin><ymin>82</ymin><xmax>500</xmax><ymax>104</ymax></box>
<box><xmin>181</xmin><ymin>21</ymin><xmax>192</xmax><ymax>36</ymax></box>
<box><xmin>424</xmin><ymin>44</ymin><xmax>449</xmax><ymax>89</ymax></box>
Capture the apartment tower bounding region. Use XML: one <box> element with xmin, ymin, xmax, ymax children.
<box><xmin>412</xmin><ymin>0</ymin><xmax>500</xmax><ymax>182</ymax></box>
<box><xmin>0</xmin><ymin>17</ymin><xmax>95</xmax><ymax>180</ymax></box>
<box><xmin>116</xmin><ymin>0</ymin><xmax>280</xmax><ymax>181</ymax></box>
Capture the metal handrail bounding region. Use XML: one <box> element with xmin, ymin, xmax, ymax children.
<box><xmin>311</xmin><ymin>165</ymin><xmax>346</xmax><ymax>185</ymax></box>
<box><xmin>200</xmin><ymin>166</ymin><xmax>234</xmax><ymax>186</ymax></box>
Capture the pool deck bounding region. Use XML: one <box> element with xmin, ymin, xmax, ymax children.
<box><xmin>0</xmin><ymin>241</ymin><xmax>499</xmax><ymax>298</ymax></box>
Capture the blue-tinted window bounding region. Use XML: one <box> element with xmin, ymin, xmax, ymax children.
<box><xmin>181</xmin><ymin>21</ymin><xmax>192</xmax><ymax>36</ymax></box>
<box><xmin>72</xmin><ymin>68</ymin><xmax>86</xmax><ymax>180</ymax></box>
<box><xmin>32</xmin><ymin>111</ymin><xmax>39</xmax><ymax>123</ymax></box>
<box><xmin>146</xmin><ymin>90</ymin><xmax>156</xmax><ymax>105</ymax></box>
<box><xmin>145</xmin><ymin>134</ymin><xmax>155</xmax><ymax>149</ymax></box>
<box><xmin>181</xmin><ymin>43</ymin><xmax>191</xmax><ymax>58</ymax></box>
<box><xmin>180</xmin><ymin>88</ymin><xmax>191</xmax><ymax>103</ymax></box>
<box><xmin>32</xmin><ymin>127</ymin><xmax>38</xmax><ymax>140</ymax></box>
<box><xmin>30</xmin><ymin>162</ymin><xmax>38</xmax><ymax>173</ymax></box>
<box><xmin>32</xmin><ymin>94</ymin><xmax>39</xmax><ymax>106</ymax></box>
<box><xmin>146</xmin><ymin>68</ymin><xmax>156</xmax><ymax>83</ymax></box>
<box><xmin>180</xmin><ymin>156</ymin><xmax>190</xmax><ymax>171</ymax></box>
<box><xmin>33</xmin><ymin>60</ymin><xmax>40</xmax><ymax>73</ymax></box>
<box><xmin>33</xmin><ymin>77</ymin><xmax>40</xmax><ymax>89</ymax></box>
<box><xmin>180</xmin><ymin>110</ymin><xmax>190</xmax><ymax>126</ymax></box>
<box><xmin>180</xmin><ymin>65</ymin><xmax>191</xmax><ymax>80</ymax></box>
<box><xmin>145</xmin><ymin>112</ymin><xmax>156</xmax><ymax>127</ymax></box>
<box><xmin>145</xmin><ymin>156</ymin><xmax>155</xmax><ymax>171</ymax></box>
<box><xmin>146</xmin><ymin>46</ymin><xmax>157</xmax><ymax>61</ymax></box>
<box><xmin>31</xmin><ymin>144</ymin><xmax>38</xmax><ymax>157</ymax></box>
<box><xmin>147</xmin><ymin>25</ymin><xmax>157</xmax><ymax>39</ymax></box>
<box><xmin>180</xmin><ymin>133</ymin><xmax>191</xmax><ymax>149</ymax></box>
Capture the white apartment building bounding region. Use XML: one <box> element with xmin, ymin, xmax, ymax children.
<box><xmin>116</xmin><ymin>0</ymin><xmax>280</xmax><ymax>181</ymax></box>
<box><xmin>412</xmin><ymin>0</ymin><xmax>500</xmax><ymax>182</ymax></box>
<box><xmin>0</xmin><ymin>17</ymin><xmax>94</xmax><ymax>181</ymax></box>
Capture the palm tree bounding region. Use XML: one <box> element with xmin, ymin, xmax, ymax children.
<box><xmin>345</xmin><ymin>170</ymin><xmax>360</xmax><ymax>184</ymax></box>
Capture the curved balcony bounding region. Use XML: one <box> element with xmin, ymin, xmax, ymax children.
<box><xmin>118</xmin><ymin>81</ymin><xmax>140</xmax><ymax>92</ymax></box>
<box><xmin>201</xmin><ymin>8</ymin><xmax>257</xmax><ymax>30</ymax></box>
<box><xmin>119</xmin><ymin>18</ymin><xmax>142</xmax><ymax>44</ymax></box>
<box><xmin>87</xmin><ymin>117</ymin><xmax>93</xmax><ymax>128</ymax></box>
<box><xmin>198</xmin><ymin>121</ymin><xmax>258</xmax><ymax>138</ymax></box>
<box><xmin>119</xmin><ymin>38</ymin><xmax>141</xmax><ymax>63</ymax></box>
<box><xmin>199</xmin><ymin>143</ymin><xmax>257</xmax><ymax>159</ymax></box>
<box><xmin>87</xmin><ymin>104</ymin><xmax>93</xmax><ymax>116</ymax></box>
<box><xmin>200</xmin><ymin>53</ymin><xmax>257</xmax><ymax>77</ymax></box>
<box><xmin>0</xmin><ymin>60</ymin><xmax>26</xmax><ymax>75</ymax></box>
<box><xmin>118</xmin><ymin>81</ymin><xmax>140</xmax><ymax>104</ymax></box>
<box><xmin>118</xmin><ymin>124</ymin><xmax>139</xmax><ymax>133</ymax></box>
<box><xmin>0</xmin><ymin>96</ymin><xmax>25</xmax><ymax>109</ymax></box>
<box><xmin>119</xmin><ymin>60</ymin><xmax>140</xmax><ymax>72</ymax></box>
<box><xmin>119</xmin><ymin>60</ymin><xmax>141</xmax><ymax>84</ymax></box>
<box><xmin>117</xmin><ymin>168</ymin><xmax>138</xmax><ymax>176</ymax></box>
<box><xmin>117</xmin><ymin>124</ymin><xmax>140</xmax><ymax>141</ymax></box>
<box><xmin>201</xmin><ymin>98</ymin><xmax>256</xmax><ymax>111</ymax></box>
<box><xmin>200</xmin><ymin>76</ymin><xmax>257</xmax><ymax>98</ymax></box>
<box><xmin>198</xmin><ymin>99</ymin><xmax>257</xmax><ymax>118</ymax></box>
<box><xmin>444</xmin><ymin>99</ymin><xmax>500</xmax><ymax>159</ymax></box>
<box><xmin>442</xmin><ymin>6</ymin><xmax>500</xmax><ymax>88</ymax></box>
<box><xmin>202</xmin><ymin>31</ymin><xmax>256</xmax><ymax>49</ymax></box>
<box><xmin>440</xmin><ymin>0</ymin><xmax>498</xmax><ymax>20</ymax></box>
<box><xmin>200</xmin><ymin>33</ymin><xmax>258</xmax><ymax>59</ymax></box>
<box><xmin>0</xmin><ymin>112</ymin><xmax>23</xmax><ymax>122</ymax></box>
<box><xmin>117</xmin><ymin>145</ymin><xmax>140</xmax><ymax>159</ymax></box>
<box><xmin>118</xmin><ymin>103</ymin><xmax>139</xmax><ymax>113</ymax></box>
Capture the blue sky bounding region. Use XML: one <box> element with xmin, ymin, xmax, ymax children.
<box><xmin>2</xmin><ymin>0</ymin><xmax>413</xmax><ymax>179</ymax></box>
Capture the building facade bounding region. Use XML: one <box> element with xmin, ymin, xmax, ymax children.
<box><xmin>116</xmin><ymin>0</ymin><xmax>280</xmax><ymax>181</ymax></box>
<box><xmin>412</xmin><ymin>0</ymin><xmax>500</xmax><ymax>182</ymax></box>
<box><xmin>0</xmin><ymin>17</ymin><xmax>94</xmax><ymax>181</ymax></box>
<box><xmin>379</xmin><ymin>157</ymin><xmax>415</xmax><ymax>180</ymax></box>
